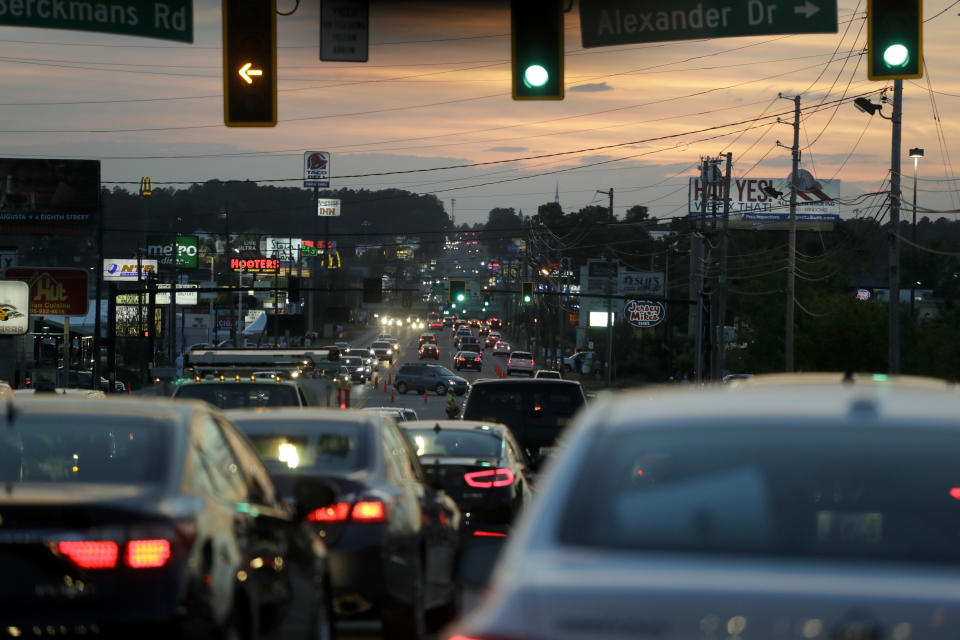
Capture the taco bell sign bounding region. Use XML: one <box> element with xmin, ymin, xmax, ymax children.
<box><xmin>623</xmin><ymin>299</ymin><xmax>665</xmax><ymax>328</ymax></box>
<box><xmin>304</xmin><ymin>151</ymin><xmax>330</xmax><ymax>188</ymax></box>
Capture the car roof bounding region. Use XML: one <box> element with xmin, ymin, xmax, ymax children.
<box><xmin>10</xmin><ymin>395</ymin><xmax>202</xmax><ymax>423</ymax></box>
<box><xmin>403</xmin><ymin>419</ymin><xmax>508</xmax><ymax>434</ymax></box>
<box><xmin>224</xmin><ymin>407</ymin><xmax>377</xmax><ymax>424</ymax></box>
<box><xmin>469</xmin><ymin>378</ymin><xmax>582</xmax><ymax>388</ymax></box>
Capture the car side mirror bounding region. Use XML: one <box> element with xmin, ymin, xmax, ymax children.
<box><xmin>292</xmin><ymin>477</ymin><xmax>338</xmax><ymax>520</ymax></box>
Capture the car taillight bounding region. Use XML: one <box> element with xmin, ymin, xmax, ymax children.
<box><xmin>464</xmin><ymin>468</ymin><xmax>515</xmax><ymax>488</ymax></box>
<box><xmin>58</xmin><ymin>541</ymin><xmax>119</xmax><ymax>569</ymax></box>
<box><xmin>472</xmin><ymin>530</ymin><xmax>507</xmax><ymax>537</ymax></box>
<box><xmin>126</xmin><ymin>539</ymin><xmax>171</xmax><ymax>568</ymax></box>
<box><xmin>306</xmin><ymin>502</ymin><xmax>352</xmax><ymax>523</ymax></box>
<box><xmin>352</xmin><ymin>500</ymin><xmax>389</xmax><ymax>523</ymax></box>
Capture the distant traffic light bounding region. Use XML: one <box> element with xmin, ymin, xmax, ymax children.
<box><xmin>867</xmin><ymin>0</ymin><xmax>922</xmax><ymax>80</ymax></box>
<box><xmin>449</xmin><ymin>279</ymin><xmax>466</xmax><ymax>304</ymax></box>
<box><xmin>521</xmin><ymin>281</ymin><xmax>534</xmax><ymax>304</ymax></box>
<box><xmin>223</xmin><ymin>0</ymin><xmax>277</xmax><ymax>126</ymax></box>
<box><xmin>511</xmin><ymin>0</ymin><xmax>564</xmax><ymax>100</ymax></box>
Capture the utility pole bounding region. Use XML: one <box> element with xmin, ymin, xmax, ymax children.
<box><xmin>694</xmin><ymin>161</ymin><xmax>713</xmax><ymax>384</ymax></box>
<box><xmin>597</xmin><ymin>188</ymin><xmax>615</xmax><ymax>387</ymax></box>
<box><xmin>782</xmin><ymin>94</ymin><xmax>800</xmax><ymax>373</ymax></box>
<box><xmin>888</xmin><ymin>80</ymin><xmax>903</xmax><ymax>374</ymax></box>
<box><xmin>712</xmin><ymin>152</ymin><xmax>733</xmax><ymax>380</ymax></box>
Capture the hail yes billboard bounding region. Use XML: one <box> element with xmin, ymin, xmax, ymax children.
<box><xmin>689</xmin><ymin>172</ymin><xmax>841</xmax><ymax>230</ymax></box>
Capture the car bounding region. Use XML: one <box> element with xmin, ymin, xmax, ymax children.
<box><xmin>401</xmin><ymin>420</ymin><xmax>535</xmax><ymax>537</ymax></box>
<box><xmin>492</xmin><ymin>341</ymin><xmax>512</xmax><ymax>356</ymax></box>
<box><xmin>478</xmin><ymin>325</ymin><xmax>490</xmax><ymax>337</ymax></box>
<box><xmin>459</xmin><ymin>336</ymin><xmax>482</xmax><ymax>353</ymax></box>
<box><xmin>533</xmin><ymin>369</ymin><xmax>562</xmax><ymax>379</ymax></box>
<box><xmin>563</xmin><ymin>350</ymin><xmax>598</xmax><ymax>373</ymax></box>
<box><xmin>484</xmin><ymin>335</ymin><xmax>499</xmax><ymax>349</ymax></box>
<box><xmin>454</xmin><ymin>350</ymin><xmax>483</xmax><ymax>371</ymax></box>
<box><xmin>442</xmin><ymin>318</ymin><xmax>454</xmax><ymax>328</ymax></box>
<box><xmin>394</xmin><ymin>363</ymin><xmax>469</xmax><ymax>396</ymax></box>
<box><xmin>419</xmin><ymin>333</ymin><xmax>438</xmax><ymax>347</ymax></box>
<box><xmin>430</xmin><ymin>319</ymin><xmax>445</xmax><ymax>330</ymax></box>
<box><xmin>371</xmin><ymin>340</ymin><xmax>395</xmax><ymax>363</ymax></box>
<box><xmin>461</xmin><ymin>379</ymin><xmax>586</xmax><ymax>469</ymax></box>
<box><xmin>171</xmin><ymin>379</ymin><xmax>308</xmax><ymax>408</ymax></box>
<box><xmin>226</xmin><ymin>408</ymin><xmax>461</xmax><ymax>639</ymax></box>
<box><xmin>364</xmin><ymin>406</ymin><xmax>419</xmax><ymax>422</ymax></box>
<box><xmin>507</xmin><ymin>351</ymin><xmax>535</xmax><ymax>376</ymax></box>
<box><xmin>334</xmin><ymin>341</ymin><xmax>350</xmax><ymax>352</ymax></box>
<box><xmin>488</xmin><ymin>318</ymin><xmax>503</xmax><ymax>330</ymax></box>
<box><xmin>446</xmin><ymin>377</ymin><xmax>960</xmax><ymax>640</ymax></box>
<box><xmin>341</xmin><ymin>355</ymin><xmax>369</xmax><ymax>382</ymax></box>
<box><xmin>1</xmin><ymin>396</ymin><xmax>337</xmax><ymax>639</ymax></box>
<box><xmin>420</xmin><ymin>343</ymin><xmax>440</xmax><ymax>360</ymax></box>
<box><xmin>349</xmin><ymin>347</ymin><xmax>380</xmax><ymax>372</ymax></box>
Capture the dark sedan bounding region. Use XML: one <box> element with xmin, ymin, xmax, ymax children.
<box><xmin>419</xmin><ymin>343</ymin><xmax>440</xmax><ymax>360</ymax></box>
<box><xmin>401</xmin><ymin>420</ymin><xmax>534</xmax><ymax>538</ymax></box>
<box><xmin>0</xmin><ymin>396</ymin><xmax>336</xmax><ymax>639</ymax></box>
<box><xmin>454</xmin><ymin>350</ymin><xmax>482</xmax><ymax>372</ymax></box>
<box><xmin>226</xmin><ymin>408</ymin><xmax>462</xmax><ymax>640</ymax></box>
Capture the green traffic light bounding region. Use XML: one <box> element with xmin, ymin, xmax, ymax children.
<box><xmin>523</xmin><ymin>64</ymin><xmax>549</xmax><ymax>89</ymax></box>
<box><xmin>882</xmin><ymin>43</ymin><xmax>910</xmax><ymax>67</ymax></box>
<box><xmin>523</xmin><ymin>295</ymin><xmax>531</xmax><ymax>303</ymax></box>
<box><xmin>457</xmin><ymin>293</ymin><xmax>465</xmax><ymax>302</ymax></box>
<box><xmin>451</xmin><ymin>302</ymin><xmax>457</xmax><ymax>308</ymax></box>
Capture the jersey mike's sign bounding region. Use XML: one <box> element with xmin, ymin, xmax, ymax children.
<box><xmin>623</xmin><ymin>299</ymin><xmax>666</xmax><ymax>328</ymax></box>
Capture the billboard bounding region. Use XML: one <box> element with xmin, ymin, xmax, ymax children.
<box><xmin>0</xmin><ymin>280</ymin><xmax>29</xmax><ymax>334</ymax></box>
<box><xmin>146</xmin><ymin>235</ymin><xmax>199</xmax><ymax>269</ymax></box>
<box><xmin>103</xmin><ymin>259</ymin><xmax>158</xmax><ymax>281</ymax></box>
<box><xmin>0</xmin><ymin>159</ymin><xmax>100</xmax><ymax>230</ymax></box>
<box><xmin>304</xmin><ymin>151</ymin><xmax>330</xmax><ymax>187</ymax></box>
<box><xmin>688</xmin><ymin>175</ymin><xmax>841</xmax><ymax>230</ymax></box>
<box><xmin>4</xmin><ymin>267</ymin><xmax>88</xmax><ymax>315</ymax></box>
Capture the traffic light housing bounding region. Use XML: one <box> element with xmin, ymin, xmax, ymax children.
<box><xmin>511</xmin><ymin>0</ymin><xmax>564</xmax><ymax>100</ymax></box>
<box><xmin>867</xmin><ymin>0</ymin><xmax>922</xmax><ymax>80</ymax></box>
<box><xmin>449</xmin><ymin>280</ymin><xmax>466</xmax><ymax>304</ymax></box>
<box><xmin>223</xmin><ymin>0</ymin><xmax>277</xmax><ymax>126</ymax></box>
<box><xmin>521</xmin><ymin>281</ymin><xmax>534</xmax><ymax>304</ymax></box>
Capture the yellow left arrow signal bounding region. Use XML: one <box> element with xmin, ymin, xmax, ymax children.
<box><xmin>239</xmin><ymin>62</ymin><xmax>263</xmax><ymax>84</ymax></box>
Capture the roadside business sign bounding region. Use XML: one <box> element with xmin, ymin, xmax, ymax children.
<box><xmin>5</xmin><ymin>266</ymin><xmax>88</xmax><ymax>315</ymax></box>
<box><xmin>317</xmin><ymin>198</ymin><xmax>341</xmax><ymax>217</ymax></box>
<box><xmin>154</xmin><ymin>283</ymin><xmax>198</xmax><ymax>305</ymax></box>
<box><xmin>619</xmin><ymin>270</ymin><xmax>664</xmax><ymax>297</ymax></box>
<box><xmin>580</xmin><ymin>0</ymin><xmax>837</xmax><ymax>47</ymax></box>
<box><xmin>623</xmin><ymin>299</ymin><xmax>666</xmax><ymax>328</ymax></box>
<box><xmin>103</xmin><ymin>259</ymin><xmax>158</xmax><ymax>281</ymax></box>
<box><xmin>304</xmin><ymin>151</ymin><xmax>331</xmax><ymax>187</ymax></box>
<box><xmin>688</xmin><ymin>176</ymin><xmax>841</xmax><ymax>230</ymax></box>
<box><xmin>0</xmin><ymin>280</ymin><xmax>29</xmax><ymax>335</ymax></box>
<box><xmin>0</xmin><ymin>0</ymin><xmax>193</xmax><ymax>42</ymax></box>
<box><xmin>0</xmin><ymin>158</ymin><xmax>100</xmax><ymax>231</ymax></box>
<box><xmin>146</xmin><ymin>234</ymin><xmax>199</xmax><ymax>269</ymax></box>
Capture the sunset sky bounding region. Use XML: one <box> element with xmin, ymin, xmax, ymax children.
<box><xmin>1</xmin><ymin>0</ymin><xmax>957</xmax><ymax>227</ymax></box>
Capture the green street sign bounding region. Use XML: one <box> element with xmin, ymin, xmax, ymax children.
<box><xmin>0</xmin><ymin>0</ymin><xmax>193</xmax><ymax>42</ymax></box>
<box><xmin>147</xmin><ymin>234</ymin><xmax>198</xmax><ymax>269</ymax></box>
<box><xmin>580</xmin><ymin>0</ymin><xmax>837</xmax><ymax>47</ymax></box>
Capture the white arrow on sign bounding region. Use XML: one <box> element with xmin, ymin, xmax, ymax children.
<box><xmin>238</xmin><ymin>62</ymin><xmax>263</xmax><ymax>84</ymax></box>
<box><xmin>794</xmin><ymin>1</ymin><xmax>820</xmax><ymax>18</ymax></box>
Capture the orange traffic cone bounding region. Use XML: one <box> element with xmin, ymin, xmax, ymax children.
<box><xmin>423</xmin><ymin>390</ymin><xmax>429</xmax><ymax>404</ymax></box>
<box><xmin>390</xmin><ymin>390</ymin><xmax>396</xmax><ymax>403</ymax></box>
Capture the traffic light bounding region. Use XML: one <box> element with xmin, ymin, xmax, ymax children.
<box><xmin>521</xmin><ymin>281</ymin><xmax>534</xmax><ymax>304</ymax></box>
<box><xmin>511</xmin><ymin>0</ymin><xmax>564</xmax><ymax>100</ymax></box>
<box><xmin>867</xmin><ymin>0</ymin><xmax>922</xmax><ymax>80</ymax></box>
<box><xmin>449</xmin><ymin>280</ymin><xmax>466</xmax><ymax>304</ymax></box>
<box><xmin>223</xmin><ymin>0</ymin><xmax>277</xmax><ymax>126</ymax></box>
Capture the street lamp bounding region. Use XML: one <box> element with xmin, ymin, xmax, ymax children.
<box><xmin>909</xmin><ymin>147</ymin><xmax>924</xmax><ymax>317</ymax></box>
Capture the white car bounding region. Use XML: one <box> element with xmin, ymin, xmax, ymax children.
<box><xmin>447</xmin><ymin>374</ymin><xmax>960</xmax><ymax>640</ymax></box>
<box><xmin>506</xmin><ymin>351</ymin><xmax>534</xmax><ymax>376</ymax></box>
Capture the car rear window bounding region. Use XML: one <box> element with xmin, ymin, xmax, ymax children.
<box><xmin>174</xmin><ymin>383</ymin><xmax>300</xmax><ymax>409</ymax></box>
<box><xmin>512</xmin><ymin>352</ymin><xmax>532</xmax><ymax>359</ymax></box>
<box><xmin>405</xmin><ymin>428</ymin><xmax>503</xmax><ymax>459</ymax></box>
<box><xmin>233</xmin><ymin>419</ymin><xmax>369</xmax><ymax>472</ymax></box>
<box><xmin>560</xmin><ymin>426</ymin><xmax>960</xmax><ymax>564</ymax></box>
<box><xmin>1</xmin><ymin>415</ymin><xmax>170</xmax><ymax>484</ymax></box>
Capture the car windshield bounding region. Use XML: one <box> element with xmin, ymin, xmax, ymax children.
<box><xmin>372</xmin><ymin>342</ymin><xmax>390</xmax><ymax>349</ymax></box>
<box><xmin>405</xmin><ymin>428</ymin><xmax>503</xmax><ymax>459</ymax></box>
<box><xmin>174</xmin><ymin>383</ymin><xmax>300</xmax><ymax>409</ymax></box>
<box><xmin>342</xmin><ymin>357</ymin><xmax>362</xmax><ymax>366</ymax></box>
<box><xmin>560</xmin><ymin>427</ymin><xmax>960</xmax><ymax>564</ymax></box>
<box><xmin>232</xmin><ymin>419</ymin><xmax>369</xmax><ymax>473</ymax></box>
<box><xmin>1</xmin><ymin>415</ymin><xmax>170</xmax><ymax>485</ymax></box>
<box><xmin>512</xmin><ymin>352</ymin><xmax>532</xmax><ymax>359</ymax></box>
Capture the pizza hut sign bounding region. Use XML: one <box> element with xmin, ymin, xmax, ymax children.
<box><xmin>623</xmin><ymin>299</ymin><xmax>665</xmax><ymax>328</ymax></box>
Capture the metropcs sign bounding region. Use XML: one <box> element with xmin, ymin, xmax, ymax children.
<box><xmin>146</xmin><ymin>235</ymin><xmax>198</xmax><ymax>269</ymax></box>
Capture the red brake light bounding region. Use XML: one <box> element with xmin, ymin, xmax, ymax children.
<box><xmin>464</xmin><ymin>468</ymin><xmax>515</xmax><ymax>488</ymax></box>
<box><xmin>126</xmin><ymin>539</ymin><xmax>171</xmax><ymax>568</ymax></box>
<box><xmin>306</xmin><ymin>502</ymin><xmax>352</xmax><ymax>523</ymax></box>
<box><xmin>472</xmin><ymin>530</ymin><xmax>507</xmax><ymax>537</ymax></box>
<box><xmin>58</xmin><ymin>541</ymin><xmax>119</xmax><ymax>569</ymax></box>
<box><xmin>950</xmin><ymin>488</ymin><xmax>960</xmax><ymax>500</ymax></box>
<box><xmin>352</xmin><ymin>500</ymin><xmax>389</xmax><ymax>523</ymax></box>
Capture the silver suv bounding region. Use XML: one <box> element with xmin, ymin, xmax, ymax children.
<box><xmin>394</xmin><ymin>363</ymin><xmax>469</xmax><ymax>396</ymax></box>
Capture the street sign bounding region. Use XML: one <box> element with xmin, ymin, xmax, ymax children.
<box><xmin>5</xmin><ymin>267</ymin><xmax>89</xmax><ymax>315</ymax></box>
<box><xmin>320</xmin><ymin>0</ymin><xmax>369</xmax><ymax>62</ymax></box>
<box><xmin>580</xmin><ymin>0</ymin><xmax>837</xmax><ymax>47</ymax></box>
<box><xmin>0</xmin><ymin>0</ymin><xmax>192</xmax><ymax>42</ymax></box>
<box><xmin>623</xmin><ymin>300</ymin><xmax>666</xmax><ymax>328</ymax></box>
<box><xmin>0</xmin><ymin>280</ymin><xmax>29</xmax><ymax>335</ymax></box>
<box><xmin>304</xmin><ymin>151</ymin><xmax>331</xmax><ymax>187</ymax></box>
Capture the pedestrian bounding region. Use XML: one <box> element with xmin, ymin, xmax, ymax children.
<box><xmin>175</xmin><ymin>352</ymin><xmax>184</xmax><ymax>378</ymax></box>
<box><xmin>445</xmin><ymin>388</ymin><xmax>460</xmax><ymax>418</ymax></box>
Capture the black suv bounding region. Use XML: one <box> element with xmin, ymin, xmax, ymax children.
<box><xmin>394</xmin><ymin>363</ymin><xmax>469</xmax><ymax>396</ymax></box>
<box><xmin>461</xmin><ymin>379</ymin><xmax>586</xmax><ymax>469</ymax></box>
